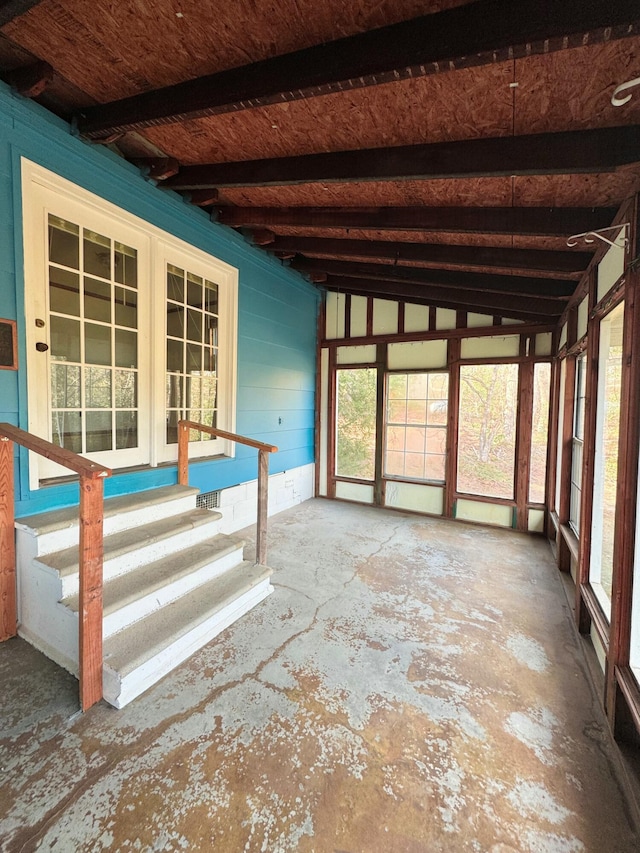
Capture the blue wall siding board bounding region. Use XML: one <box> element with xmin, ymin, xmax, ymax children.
<box><xmin>0</xmin><ymin>84</ymin><xmax>319</xmax><ymax>517</ymax></box>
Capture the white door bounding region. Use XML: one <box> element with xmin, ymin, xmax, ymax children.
<box><xmin>24</xmin><ymin>176</ymin><xmax>151</xmax><ymax>481</ymax></box>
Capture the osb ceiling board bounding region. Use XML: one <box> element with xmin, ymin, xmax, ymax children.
<box><xmin>138</xmin><ymin>39</ymin><xmax>640</xmax><ymax>165</ymax></box>
<box><xmin>269</xmin><ymin>228</ymin><xmax>591</xmax><ymax>254</ymax></box>
<box><xmin>220</xmin><ymin>169</ymin><xmax>640</xmax><ymax>209</ymax></box>
<box><xmin>1</xmin><ymin>0</ymin><xmax>466</xmax><ymax>103</ymax></box>
<box><xmin>513</xmin><ymin>38</ymin><xmax>640</xmax><ymax>135</ymax></box>
<box><xmin>142</xmin><ymin>63</ymin><xmax>514</xmax><ymax>165</ymax></box>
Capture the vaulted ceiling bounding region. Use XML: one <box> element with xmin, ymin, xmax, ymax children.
<box><xmin>2</xmin><ymin>0</ymin><xmax>640</xmax><ymax>324</ymax></box>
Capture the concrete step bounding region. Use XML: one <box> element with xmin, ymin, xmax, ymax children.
<box><xmin>35</xmin><ymin>508</ymin><xmax>223</xmax><ymax>598</ymax></box>
<box><xmin>62</xmin><ymin>534</ymin><xmax>245</xmax><ymax>638</ymax></box>
<box><xmin>16</xmin><ymin>485</ymin><xmax>201</xmax><ymax>556</ymax></box>
<box><xmin>103</xmin><ymin>562</ymin><xmax>274</xmax><ymax>708</ymax></box>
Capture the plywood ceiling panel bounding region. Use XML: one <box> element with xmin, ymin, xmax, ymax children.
<box><xmin>2</xmin><ymin>0</ymin><xmax>466</xmax><ymax>101</ymax></box>
<box><xmin>220</xmin><ymin>168</ymin><xmax>640</xmax><ymax>208</ymax></box>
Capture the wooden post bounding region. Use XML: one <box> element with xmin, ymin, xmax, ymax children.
<box><xmin>78</xmin><ymin>475</ymin><xmax>105</xmax><ymax>711</ymax></box>
<box><xmin>0</xmin><ymin>437</ymin><xmax>16</xmax><ymax>642</ymax></box>
<box><xmin>444</xmin><ymin>338</ymin><xmax>461</xmax><ymax>518</ymax></box>
<box><xmin>256</xmin><ymin>449</ymin><xmax>269</xmax><ymax>566</ymax></box>
<box><xmin>374</xmin><ymin>343</ymin><xmax>386</xmax><ymax>507</ymax></box>
<box><xmin>177</xmin><ymin>422</ymin><xmax>189</xmax><ymax>486</ymax></box>
<box><xmin>557</xmin><ymin>355</ymin><xmax>577</xmax><ymax>572</ymax></box>
<box><xmin>515</xmin><ymin>359</ymin><xmax>534</xmax><ymax>531</ymax></box>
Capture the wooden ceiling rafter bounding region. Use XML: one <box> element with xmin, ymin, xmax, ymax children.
<box><xmin>266</xmin><ymin>236</ymin><xmax>591</xmax><ymax>277</ymax></box>
<box><xmin>162</xmin><ymin>127</ymin><xmax>640</xmax><ymax>190</ymax></box>
<box><xmin>215</xmin><ymin>206</ymin><xmax>618</xmax><ymax>237</ymax></box>
<box><xmin>74</xmin><ymin>0</ymin><xmax>640</xmax><ymax>140</ymax></box>
<box><xmin>290</xmin><ymin>257</ymin><xmax>574</xmax><ymax>299</ymax></box>
<box><xmin>0</xmin><ymin>0</ymin><xmax>44</xmax><ymax>28</ymax></box>
<box><xmin>324</xmin><ymin>278</ymin><xmax>560</xmax><ymax>323</ymax></box>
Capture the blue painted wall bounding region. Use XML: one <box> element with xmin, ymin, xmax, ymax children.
<box><xmin>0</xmin><ymin>82</ymin><xmax>319</xmax><ymax>516</ymax></box>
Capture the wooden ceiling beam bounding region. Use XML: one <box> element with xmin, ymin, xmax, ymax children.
<box><xmin>270</xmin><ymin>236</ymin><xmax>590</xmax><ymax>276</ymax></box>
<box><xmin>0</xmin><ymin>0</ymin><xmax>44</xmax><ymax>28</ymax></box>
<box><xmin>163</xmin><ymin>127</ymin><xmax>640</xmax><ymax>189</ymax></box>
<box><xmin>75</xmin><ymin>0</ymin><xmax>640</xmax><ymax>139</ymax></box>
<box><xmin>324</xmin><ymin>278</ymin><xmax>560</xmax><ymax>322</ymax></box>
<box><xmin>291</xmin><ymin>257</ymin><xmax>574</xmax><ymax>299</ymax></box>
<box><xmin>216</xmin><ymin>205</ymin><xmax>616</xmax><ymax>236</ymax></box>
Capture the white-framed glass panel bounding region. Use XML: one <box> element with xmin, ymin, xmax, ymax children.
<box><xmin>457</xmin><ymin>363</ymin><xmax>519</xmax><ymax>500</ymax></box>
<box><xmin>335</xmin><ymin>367</ymin><xmax>377</xmax><ymax>480</ymax></box>
<box><xmin>528</xmin><ymin>362</ymin><xmax>551</xmax><ymax>504</ymax></box>
<box><xmin>385</xmin><ymin>371</ymin><xmax>448</xmax><ymax>482</ymax></box>
<box><xmin>570</xmin><ymin>354</ymin><xmax>587</xmax><ymax>534</ymax></box>
<box><xmin>22</xmin><ymin>159</ymin><xmax>238</xmax><ymax>485</ymax></box>
<box><xmin>589</xmin><ymin>301</ymin><xmax>625</xmax><ymax>619</ymax></box>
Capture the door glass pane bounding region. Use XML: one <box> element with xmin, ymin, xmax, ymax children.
<box><xmin>49</xmin><ymin>267</ymin><xmax>80</xmax><ymax>316</ymax></box>
<box><xmin>85</xmin><ymin>323</ymin><xmax>111</xmax><ymax>365</ymax></box>
<box><xmin>83</xmin><ymin>230</ymin><xmax>111</xmax><ymax>279</ymax></box>
<box><xmin>51</xmin><ymin>411</ymin><xmax>81</xmax><ymax>452</ymax></box>
<box><xmin>458</xmin><ymin>364</ymin><xmax>519</xmax><ymax>499</ymax></box>
<box><xmin>86</xmin><ymin>411</ymin><xmax>112</xmax><ymax>452</ymax></box>
<box><xmin>590</xmin><ymin>301</ymin><xmax>624</xmax><ymax>618</ymax></box>
<box><xmin>50</xmin><ymin>316</ymin><xmax>80</xmax><ymax>362</ymax></box>
<box><xmin>48</xmin><ymin>216</ymin><xmax>79</xmax><ymax>269</ymax></box>
<box><xmin>84</xmin><ymin>277</ymin><xmax>111</xmax><ymax>323</ymax></box>
<box><xmin>165</xmin><ymin>263</ymin><xmax>219</xmax><ymax>444</ymax></box>
<box><xmin>51</xmin><ymin>364</ymin><xmax>81</xmax><ymax>408</ymax></box>
<box><xmin>336</xmin><ymin>368</ymin><xmax>377</xmax><ymax>480</ymax></box>
<box><xmin>116</xmin><ymin>411</ymin><xmax>137</xmax><ymax>449</ymax></box>
<box><xmin>85</xmin><ymin>367</ymin><xmax>112</xmax><ymax>408</ymax></box>
<box><xmin>115</xmin><ymin>329</ymin><xmax>137</xmax><ymax>368</ymax></box>
<box><xmin>115</xmin><ymin>242</ymin><xmax>137</xmax><ymax>287</ymax></box>
<box><xmin>47</xmin><ymin>213</ymin><xmax>138</xmax><ymax>457</ymax></box>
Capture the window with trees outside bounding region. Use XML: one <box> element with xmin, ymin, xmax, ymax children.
<box><xmin>570</xmin><ymin>354</ymin><xmax>587</xmax><ymax>534</ymax></box>
<box><xmin>529</xmin><ymin>362</ymin><xmax>551</xmax><ymax>504</ymax></box>
<box><xmin>385</xmin><ymin>372</ymin><xmax>448</xmax><ymax>482</ymax></box>
<box><xmin>335</xmin><ymin>367</ymin><xmax>377</xmax><ymax>480</ymax></box>
<box><xmin>589</xmin><ymin>301</ymin><xmax>624</xmax><ymax>619</ymax></box>
<box><xmin>457</xmin><ymin>363</ymin><xmax>519</xmax><ymax>500</ymax></box>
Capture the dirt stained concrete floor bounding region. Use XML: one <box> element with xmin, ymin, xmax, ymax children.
<box><xmin>1</xmin><ymin>499</ymin><xmax>639</xmax><ymax>852</ymax></box>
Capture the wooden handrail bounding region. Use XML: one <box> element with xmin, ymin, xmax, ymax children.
<box><xmin>177</xmin><ymin>420</ymin><xmax>278</xmax><ymax>565</ymax></box>
<box><xmin>0</xmin><ymin>423</ymin><xmax>111</xmax><ymax>712</ymax></box>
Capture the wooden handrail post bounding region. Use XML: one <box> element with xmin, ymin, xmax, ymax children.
<box><xmin>256</xmin><ymin>448</ymin><xmax>269</xmax><ymax>565</ymax></box>
<box><xmin>78</xmin><ymin>474</ymin><xmax>105</xmax><ymax>711</ymax></box>
<box><xmin>178</xmin><ymin>421</ymin><xmax>189</xmax><ymax>486</ymax></box>
<box><xmin>0</xmin><ymin>437</ymin><xmax>17</xmax><ymax>642</ymax></box>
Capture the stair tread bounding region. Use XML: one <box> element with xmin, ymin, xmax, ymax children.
<box><xmin>103</xmin><ymin>562</ymin><xmax>273</xmax><ymax>676</ymax></box>
<box><xmin>38</xmin><ymin>507</ymin><xmax>222</xmax><ymax>575</ymax></box>
<box><xmin>16</xmin><ymin>485</ymin><xmax>200</xmax><ymax>535</ymax></box>
<box><xmin>62</xmin><ymin>533</ymin><xmax>245</xmax><ymax>615</ymax></box>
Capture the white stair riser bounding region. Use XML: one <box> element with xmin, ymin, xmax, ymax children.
<box><xmin>102</xmin><ymin>544</ymin><xmax>245</xmax><ymax>638</ymax></box>
<box><xmin>17</xmin><ymin>493</ymin><xmax>201</xmax><ymax>556</ymax></box>
<box><xmin>104</xmin><ymin>581</ymin><xmax>274</xmax><ymax>708</ymax></box>
<box><xmin>52</xmin><ymin>519</ymin><xmax>223</xmax><ymax>599</ymax></box>
<box><xmin>18</xmin><ymin>562</ymin><xmax>79</xmax><ymax>676</ymax></box>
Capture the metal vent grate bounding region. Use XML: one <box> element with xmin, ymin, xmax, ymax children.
<box><xmin>197</xmin><ymin>490</ymin><xmax>221</xmax><ymax>510</ymax></box>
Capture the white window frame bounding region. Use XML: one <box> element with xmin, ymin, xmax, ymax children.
<box><xmin>22</xmin><ymin>159</ymin><xmax>238</xmax><ymax>488</ymax></box>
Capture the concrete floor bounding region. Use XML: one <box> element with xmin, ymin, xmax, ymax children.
<box><xmin>1</xmin><ymin>499</ymin><xmax>639</xmax><ymax>852</ymax></box>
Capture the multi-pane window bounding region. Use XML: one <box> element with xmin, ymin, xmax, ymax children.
<box><xmin>569</xmin><ymin>354</ymin><xmax>587</xmax><ymax>534</ymax></box>
<box><xmin>48</xmin><ymin>215</ymin><xmax>139</xmax><ymax>454</ymax></box>
<box><xmin>385</xmin><ymin>372</ymin><xmax>448</xmax><ymax>482</ymax></box>
<box><xmin>165</xmin><ymin>263</ymin><xmax>219</xmax><ymax>445</ymax></box>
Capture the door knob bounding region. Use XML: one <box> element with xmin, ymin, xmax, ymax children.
<box><xmin>35</xmin><ymin>342</ymin><xmax>49</xmax><ymax>352</ymax></box>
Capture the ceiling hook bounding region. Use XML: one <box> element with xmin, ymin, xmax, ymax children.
<box><xmin>567</xmin><ymin>223</ymin><xmax>630</xmax><ymax>249</ymax></box>
<box><xmin>611</xmin><ymin>76</ymin><xmax>640</xmax><ymax>107</ymax></box>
